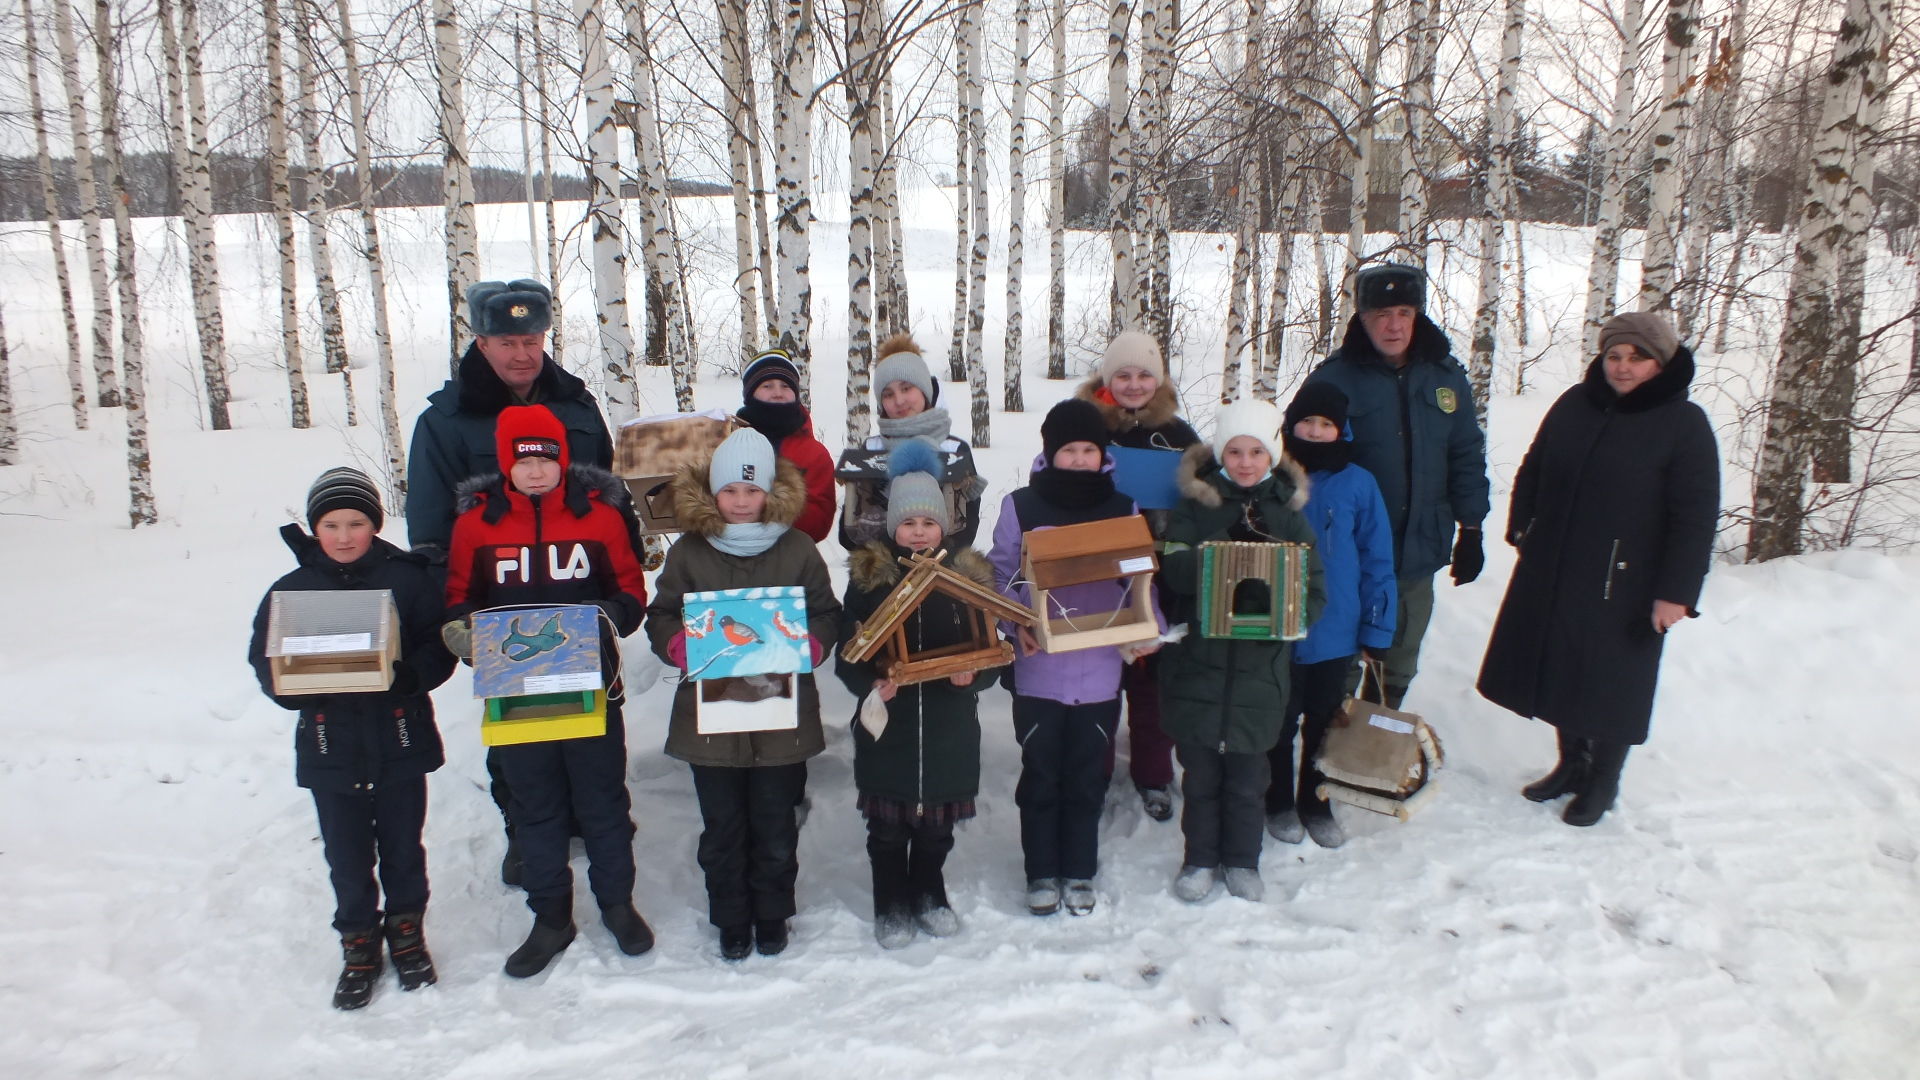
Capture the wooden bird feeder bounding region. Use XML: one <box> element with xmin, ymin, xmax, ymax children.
<box><xmin>1197</xmin><ymin>541</ymin><xmax>1313</xmax><ymax>641</ymax></box>
<box><xmin>1020</xmin><ymin>515</ymin><xmax>1161</xmax><ymax>653</ymax></box>
<box><xmin>265</xmin><ymin>589</ymin><xmax>400</xmax><ymax>694</ymax></box>
<box><xmin>615</xmin><ymin>409</ymin><xmax>743</xmax><ymax>535</ymax></box>
<box><xmin>840</xmin><ymin>550</ymin><xmax>1037</xmax><ymax>685</ymax></box>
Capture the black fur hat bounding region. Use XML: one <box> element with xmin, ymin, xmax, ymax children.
<box><xmin>1354</xmin><ymin>264</ymin><xmax>1426</xmax><ymax>313</ymax></box>
<box><xmin>467</xmin><ymin>279</ymin><xmax>553</xmax><ymax>336</ymax></box>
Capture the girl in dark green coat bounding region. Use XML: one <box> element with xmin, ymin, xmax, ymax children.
<box><xmin>1158</xmin><ymin>401</ymin><xmax>1324</xmax><ymax>904</ymax></box>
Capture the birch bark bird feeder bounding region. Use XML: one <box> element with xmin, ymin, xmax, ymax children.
<box><xmin>265</xmin><ymin>589</ymin><xmax>400</xmax><ymax>694</ymax></box>
<box><xmin>1196</xmin><ymin>541</ymin><xmax>1314</xmax><ymax>641</ymax></box>
<box><xmin>615</xmin><ymin>409</ymin><xmax>743</xmax><ymax>535</ymax></box>
<box><xmin>1019</xmin><ymin>515</ymin><xmax>1161</xmax><ymax>653</ymax></box>
<box><xmin>840</xmin><ymin>550</ymin><xmax>1038</xmax><ymax>685</ymax></box>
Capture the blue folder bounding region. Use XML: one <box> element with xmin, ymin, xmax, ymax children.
<box><xmin>1110</xmin><ymin>446</ymin><xmax>1184</xmax><ymax>510</ymax></box>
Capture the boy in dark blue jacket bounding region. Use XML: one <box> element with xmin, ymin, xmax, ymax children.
<box><xmin>1264</xmin><ymin>385</ymin><xmax>1397</xmax><ymax>849</ymax></box>
<box><xmin>247</xmin><ymin>468</ymin><xmax>457</xmax><ymax>1011</ymax></box>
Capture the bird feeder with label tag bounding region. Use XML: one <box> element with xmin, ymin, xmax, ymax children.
<box><xmin>265</xmin><ymin>589</ymin><xmax>400</xmax><ymax>694</ymax></box>
<box><xmin>1019</xmin><ymin>514</ymin><xmax>1160</xmax><ymax>653</ymax></box>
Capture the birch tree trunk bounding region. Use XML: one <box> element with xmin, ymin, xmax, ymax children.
<box><xmin>878</xmin><ymin>79</ymin><xmax>910</xmax><ymax>333</ymax></box>
<box><xmin>963</xmin><ymin>7</ymin><xmax>993</xmax><ymax>446</ymax></box>
<box><xmin>434</xmin><ymin>0</ymin><xmax>480</xmax><ymax>362</ymax></box>
<box><xmin>720</xmin><ymin>0</ymin><xmax>763</xmax><ymax>352</ymax></box>
<box><xmin>1221</xmin><ymin>0</ymin><xmax>1264</xmax><ymax>404</ymax></box>
<box><xmin>1133</xmin><ymin>0</ymin><xmax>1161</xmax><ymax>338</ymax></box>
<box><xmin>1340</xmin><ymin>0</ymin><xmax>1389</xmax><ymax>327</ymax></box>
<box><xmin>1262</xmin><ymin>0</ymin><xmax>1317</xmax><ymax>390</ymax></box>
<box><xmin>262</xmin><ymin>0</ymin><xmax>309</xmax><ymax>428</ymax></box>
<box><xmin>1468</xmin><ymin>0</ymin><xmax>1522</xmax><ymax>428</ymax></box>
<box><xmin>1748</xmin><ymin>0</ymin><xmax>1889</xmax><ymax>561</ymax></box>
<box><xmin>1637</xmin><ymin>0</ymin><xmax>1700</xmax><ymax>313</ymax></box>
<box><xmin>20</xmin><ymin>0</ymin><xmax>86</xmax><ymax>430</ymax></box>
<box><xmin>576</xmin><ymin>0</ymin><xmax>638</xmax><ymax>421</ymax></box>
<box><xmin>947</xmin><ymin>18</ymin><xmax>973</xmax><ymax>382</ymax></box>
<box><xmin>513</xmin><ymin>23</ymin><xmax>539</xmax><ymax>273</ymax></box>
<box><xmin>529</xmin><ymin>5</ymin><xmax>565</xmax><ymax>361</ymax></box>
<box><xmin>1046</xmin><ymin>0</ymin><xmax>1068</xmax><ymax>379</ymax></box>
<box><xmin>52</xmin><ymin>0</ymin><xmax>121</xmax><ymax>409</ymax></box>
<box><xmin>0</xmin><ymin>303</ymin><xmax>13</xmax><ymax>464</ymax></box>
<box><xmin>845</xmin><ymin>0</ymin><xmax>878</xmax><ymax>441</ymax></box>
<box><xmin>1310</xmin><ymin>180</ymin><xmax>1333</xmax><ymax>351</ymax></box>
<box><xmin>336</xmin><ymin>0</ymin><xmax>408</xmax><ymax>492</ymax></box>
<box><xmin>1582</xmin><ymin>0</ymin><xmax>1645</xmax><ymax>348</ymax></box>
<box><xmin>750</xmin><ymin>66</ymin><xmax>780</xmax><ymax>340</ymax></box>
<box><xmin>1004</xmin><ymin>0</ymin><xmax>1032</xmax><ymax>412</ymax></box>
<box><xmin>620</xmin><ymin>0</ymin><xmax>691</xmax><ymax>410</ymax></box>
<box><xmin>94</xmin><ymin>0</ymin><xmax>154</xmax><ymax>524</ymax></box>
<box><xmin>177</xmin><ymin>0</ymin><xmax>231</xmax><ymax>429</ymax></box>
<box><xmin>1107</xmin><ymin>0</ymin><xmax>1137</xmax><ymax>334</ymax></box>
<box><xmin>772</xmin><ymin>0</ymin><xmax>816</xmax><ymax>392</ymax></box>
<box><xmin>295</xmin><ymin>0</ymin><xmax>354</xmax><ymax>425</ymax></box>
<box><xmin>1145</xmin><ymin>0</ymin><xmax>1176</xmax><ymax>349</ymax></box>
<box><xmin>1397</xmin><ymin>0</ymin><xmax>1437</xmax><ymax>267</ymax></box>
<box><xmin>1709</xmin><ymin>0</ymin><xmax>1750</xmax><ymax>352</ymax></box>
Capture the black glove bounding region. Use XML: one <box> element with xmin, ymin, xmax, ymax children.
<box><xmin>1505</xmin><ymin>521</ymin><xmax>1529</xmax><ymax>549</ymax></box>
<box><xmin>594</xmin><ymin>599</ymin><xmax>630</xmax><ymax>635</ymax></box>
<box><xmin>388</xmin><ymin>659</ymin><xmax>419</xmax><ymax>695</ymax></box>
<box><xmin>1450</xmin><ymin>526</ymin><xmax>1484</xmax><ymax>586</ymax></box>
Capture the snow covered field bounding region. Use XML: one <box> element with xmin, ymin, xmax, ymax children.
<box><xmin>2</xmin><ymin>198</ymin><xmax>1917</xmax><ymax>1079</ymax></box>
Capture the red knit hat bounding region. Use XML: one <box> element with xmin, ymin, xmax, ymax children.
<box><xmin>495</xmin><ymin>404</ymin><xmax>570</xmax><ymax>475</ymax></box>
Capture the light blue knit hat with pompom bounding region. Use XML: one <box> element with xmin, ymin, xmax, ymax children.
<box><xmin>884</xmin><ymin>441</ymin><xmax>950</xmax><ymax>535</ymax></box>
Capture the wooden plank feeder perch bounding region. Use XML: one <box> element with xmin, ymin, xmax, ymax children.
<box><xmin>1196</xmin><ymin>541</ymin><xmax>1313</xmax><ymax>641</ymax></box>
<box><xmin>265</xmin><ymin>589</ymin><xmax>400</xmax><ymax>694</ymax></box>
<box><xmin>840</xmin><ymin>550</ymin><xmax>1037</xmax><ymax>685</ymax></box>
<box><xmin>1020</xmin><ymin>514</ymin><xmax>1161</xmax><ymax>653</ymax></box>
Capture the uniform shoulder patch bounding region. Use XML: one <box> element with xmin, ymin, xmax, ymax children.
<box><xmin>1435</xmin><ymin>387</ymin><xmax>1458</xmax><ymax>414</ymax></box>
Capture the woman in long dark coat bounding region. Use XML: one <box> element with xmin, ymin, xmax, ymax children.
<box><xmin>1477</xmin><ymin>312</ymin><xmax>1719</xmax><ymax>826</ymax></box>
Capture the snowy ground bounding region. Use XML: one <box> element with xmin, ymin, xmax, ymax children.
<box><xmin>2</xmin><ymin>199</ymin><xmax>1918</xmax><ymax>1079</ymax></box>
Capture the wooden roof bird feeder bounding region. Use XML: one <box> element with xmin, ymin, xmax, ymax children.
<box><xmin>1197</xmin><ymin>541</ymin><xmax>1313</xmax><ymax>641</ymax></box>
<box><xmin>615</xmin><ymin>409</ymin><xmax>744</xmax><ymax>535</ymax></box>
<box><xmin>1020</xmin><ymin>515</ymin><xmax>1160</xmax><ymax>653</ymax></box>
<box><xmin>840</xmin><ymin>550</ymin><xmax>1037</xmax><ymax>685</ymax></box>
<box><xmin>265</xmin><ymin>589</ymin><xmax>400</xmax><ymax>694</ymax></box>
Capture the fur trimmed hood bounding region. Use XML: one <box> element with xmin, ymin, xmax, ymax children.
<box><xmin>1174</xmin><ymin>441</ymin><xmax>1310</xmax><ymax>511</ymax></box>
<box><xmin>453</xmin><ymin>462</ymin><xmax>633</xmax><ymax>520</ymax></box>
<box><xmin>849</xmin><ymin>541</ymin><xmax>995</xmax><ymax>592</ymax></box>
<box><xmin>1074</xmin><ymin>376</ymin><xmax>1183</xmax><ymax>437</ymax></box>
<box><xmin>670</xmin><ymin>457</ymin><xmax>809</xmax><ymax>538</ymax></box>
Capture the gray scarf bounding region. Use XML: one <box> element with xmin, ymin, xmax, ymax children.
<box><xmin>709</xmin><ymin>521</ymin><xmax>788</xmax><ymax>557</ymax></box>
<box><xmin>876</xmin><ymin>407</ymin><xmax>953</xmax><ymax>448</ymax></box>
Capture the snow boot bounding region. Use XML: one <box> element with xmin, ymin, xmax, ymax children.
<box><xmin>719</xmin><ymin>924</ymin><xmax>754</xmax><ymax>961</ymax></box>
<box><xmin>1564</xmin><ymin>740</ymin><xmax>1629</xmax><ymax>827</ymax></box>
<box><xmin>600</xmin><ymin>903</ymin><xmax>655</xmax><ymax>957</ymax></box>
<box><xmin>1298</xmin><ymin>757</ymin><xmax>1345</xmax><ymax>848</ymax></box>
<box><xmin>383</xmin><ymin>912</ymin><xmax>436</xmax><ymax>991</ymax></box>
<box><xmin>1138</xmin><ymin>785</ymin><xmax>1175</xmax><ymax>823</ymax></box>
<box><xmin>1303</xmin><ymin>809</ymin><xmax>1346</xmax><ymax>849</ymax></box>
<box><xmin>1523</xmin><ymin>729</ymin><xmax>1591</xmax><ymax>802</ymax></box>
<box><xmin>1062</xmin><ymin>879</ymin><xmax>1097</xmax><ymax>916</ymax></box>
<box><xmin>1026</xmin><ymin>878</ymin><xmax>1061</xmax><ymax>916</ymax></box>
<box><xmin>875</xmin><ymin>909</ymin><xmax>916</xmax><ymax>950</ymax></box>
<box><xmin>504</xmin><ymin>918</ymin><xmax>576</xmax><ymax>978</ymax></box>
<box><xmin>914</xmin><ymin>898</ymin><xmax>962</xmax><ymax>938</ymax></box>
<box><xmin>1222</xmin><ymin>867</ymin><xmax>1266</xmax><ymax>902</ymax></box>
<box><xmin>332</xmin><ymin>928</ymin><xmax>384</xmax><ymax>1011</ymax></box>
<box><xmin>1172</xmin><ymin>865</ymin><xmax>1216</xmax><ymax>903</ymax></box>
<box><xmin>1266</xmin><ymin>809</ymin><xmax>1305</xmax><ymax>844</ymax></box>
<box><xmin>754</xmin><ymin>919</ymin><xmax>790</xmax><ymax>957</ymax></box>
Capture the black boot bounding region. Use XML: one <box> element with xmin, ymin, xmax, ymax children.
<box><xmin>600</xmin><ymin>902</ymin><xmax>655</xmax><ymax>956</ymax></box>
<box><xmin>332</xmin><ymin>927</ymin><xmax>384</xmax><ymax>1010</ymax></box>
<box><xmin>1523</xmin><ymin>729</ymin><xmax>1591</xmax><ymax>802</ymax></box>
<box><xmin>1563</xmin><ymin>740</ymin><xmax>1630</xmax><ymax>827</ymax></box>
<box><xmin>384</xmin><ymin>911</ymin><xmax>437</xmax><ymax>990</ymax></box>
<box><xmin>754</xmin><ymin>918</ymin><xmax>790</xmax><ymax>956</ymax></box>
<box><xmin>504</xmin><ymin>917</ymin><xmax>576</xmax><ymax>978</ymax></box>
<box><xmin>719</xmin><ymin>924</ymin><xmax>754</xmax><ymax>961</ymax></box>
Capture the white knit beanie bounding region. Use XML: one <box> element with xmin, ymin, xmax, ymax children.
<box><xmin>1098</xmin><ymin>331</ymin><xmax>1165</xmax><ymax>385</ymax></box>
<box><xmin>708</xmin><ymin>429</ymin><xmax>777</xmax><ymax>494</ymax></box>
<box><xmin>1212</xmin><ymin>400</ymin><xmax>1285</xmax><ymax>470</ymax></box>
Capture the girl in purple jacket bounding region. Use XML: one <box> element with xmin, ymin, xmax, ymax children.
<box><xmin>989</xmin><ymin>399</ymin><xmax>1166</xmax><ymax>918</ymax></box>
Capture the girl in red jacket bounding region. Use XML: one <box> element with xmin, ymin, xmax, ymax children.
<box><xmin>737</xmin><ymin>349</ymin><xmax>836</xmax><ymax>544</ymax></box>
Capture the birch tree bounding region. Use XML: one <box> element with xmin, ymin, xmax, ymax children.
<box><xmin>0</xmin><ymin>302</ymin><xmax>13</xmax><ymax>465</ymax></box>
<box><xmin>1582</xmin><ymin>0</ymin><xmax>1645</xmax><ymax>347</ymax></box>
<box><xmin>295</xmin><ymin>0</ymin><xmax>354</xmax><ymax>423</ymax></box>
<box><xmin>177</xmin><ymin>0</ymin><xmax>231</xmax><ymax>429</ymax></box>
<box><xmin>577</xmin><ymin>0</ymin><xmax>638</xmax><ymax>420</ymax></box>
<box><xmin>1221</xmin><ymin>0</ymin><xmax>1265</xmax><ymax>404</ymax></box>
<box><xmin>262</xmin><ymin>0</ymin><xmax>309</xmax><ymax>428</ymax></box>
<box><xmin>1144</xmin><ymin>0</ymin><xmax>1176</xmax><ymax>348</ymax></box>
<box><xmin>1046</xmin><ymin>0</ymin><xmax>1068</xmax><ymax>379</ymax></box>
<box><xmin>1636</xmin><ymin>0</ymin><xmax>1699</xmax><ymax>313</ymax></box>
<box><xmin>1004</xmin><ymin>0</ymin><xmax>1033</xmax><ymax>411</ymax></box>
<box><xmin>434</xmin><ymin>0</ymin><xmax>480</xmax><ymax>360</ymax></box>
<box><xmin>845</xmin><ymin>0</ymin><xmax>880</xmax><ymax>441</ymax></box>
<box><xmin>336</xmin><ymin>0</ymin><xmax>408</xmax><ymax>490</ymax></box>
<box><xmin>963</xmin><ymin>6</ymin><xmax>993</xmax><ymax>446</ymax></box>
<box><xmin>620</xmin><ymin>0</ymin><xmax>692</xmax><ymax>410</ymax></box>
<box><xmin>1469</xmin><ymin>0</ymin><xmax>1523</xmax><ymax>428</ymax></box>
<box><xmin>947</xmin><ymin>20</ymin><xmax>974</xmax><ymax>382</ymax></box>
<box><xmin>1107</xmin><ymin>0</ymin><xmax>1137</xmax><ymax>333</ymax></box>
<box><xmin>529</xmin><ymin>5</ymin><xmax>565</xmax><ymax>361</ymax></box>
<box><xmin>1261</xmin><ymin>0</ymin><xmax>1317</xmax><ymax>397</ymax></box>
<box><xmin>719</xmin><ymin>0</ymin><xmax>763</xmax><ymax>351</ymax></box>
<box><xmin>52</xmin><ymin>0</ymin><xmax>121</xmax><ymax>409</ymax></box>
<box><xmin>1748</xmin><ymin>0</ymin><xmax>1891</xmax><ymax>561</ymax></box>
<box><xmin>94</xmin><ymin>0</ymin><xmax>154</xmax><ymax>524</ymax></box>
<box><xmin>772</xmin><ymin>0</ymin><xmax>816</xmax><ymax>390</ymax></box>
<box><xmin>1133</xmin><ymin>0</ymin><xmax>1162</xmax><ymax>339</ymax></box>
<box><xmin>1339</xmin><ymin>0</ymin><xmax>1389</xmax><ymax>327</ymax></box>
<box><xmin>20</xmin><ymin>0</ymin><xmax>86</xmax><ymax>430</ymax></box>
<box><xmin>1397</xmin><ymin>0</ymin><xmax>1438</xmax><ymax>267</ymax></box>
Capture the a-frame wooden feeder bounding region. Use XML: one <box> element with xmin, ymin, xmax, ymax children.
<box><xmin>840</xmin><ymin>550</ymin><xmax>1037</xmax><ymax>685</ymax></box>
<box><xmin>1020</xmin><ymin>514</ymin><xmax>1161</xmax><ymax>653</ymax></box>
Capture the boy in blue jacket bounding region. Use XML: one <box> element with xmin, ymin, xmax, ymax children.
<box><xmin>1265</xmin><ymin>384</ymin><xmax>1396</xmax><ymax>849</ymax></box>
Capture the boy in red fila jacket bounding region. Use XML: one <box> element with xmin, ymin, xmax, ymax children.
<box><xmin>443</xmin><ymin>404</ymin><xmax>654</xmax><ymax>978</ymax></box>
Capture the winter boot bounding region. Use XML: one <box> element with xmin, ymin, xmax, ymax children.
<box><xmin>875</xmin><ymin>909</ymin><xmax>916</xmax><ymax>950</ymax></box>
<box><xmin>383</xmin><ymin>912</ymin><xmax>436</xmax><ymax>991</ymax></box>
<box><xmin>600</xmin><ymin>903</ymin><xmax>655</xmax><ymax>957</ymax></box>
<box><xmin>913</xmin><ymin>897</ymin><xmax>962</xmax><ymax>939</ymax></box>
<box><xmin>1222</xmin><ymin>867</ymin><xmax>1266</xmax><ymax>902</ymax></box>
<box><xmin>1062</xmin><ymin>879</ymin><xmax>1097</xmax><ymax>916</ymax></box>
<box><xmin>1138</xmin><ymin>785</ymin><xmax>1175</xmax><ymax>823</ymax></box>
<box><xmin>1523</xmin><ymin>729</ymin><xmax>1592</xmax><ymax>802</ymax></box>
<box><xmin>1266</xmin><ymin>809</ymin><xmax>1306</xmax><ymax>844</ymax></box>
<box><xmin>1025</xmin><ymin>878</ymin><xmax>1061</xmax><ymax>916</ymax></box>
<box><xmin>1564</xmin><ymin>740</ymin><xmax>1630</xmax><ymax>827</ymax></box>
<box><xmin>1303</xmin><ymin>810</ymin><xmax>1346</xmax><ymax>849</ymax></box>
<box><xmin>504</xmin><ymin>918</ymin><xmax>576</xmax><ymax>978</ymax></box>
<box><xmin>1298</xmin><ymin>756</ymin><xmax>1345</xmax><ymax>848</ymax></box>
<box><xmin>719</xmin><ymin>924</ymin><xmax>754</xmax><ymax>961</ymax></box>
<box><xmin>754</xmin><ymin>919</ymin><xmax>790</xmax><ymax>957</ymax></box>
<box><xmin>1172</xmin><ymin>865</ymin><xmax>1216</xmax><ymax>903</ymax></box>
<box><xmin>332</xmin><ymin>928</ymin><xmax>384</xmax><ymax>1011</ymax></box>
